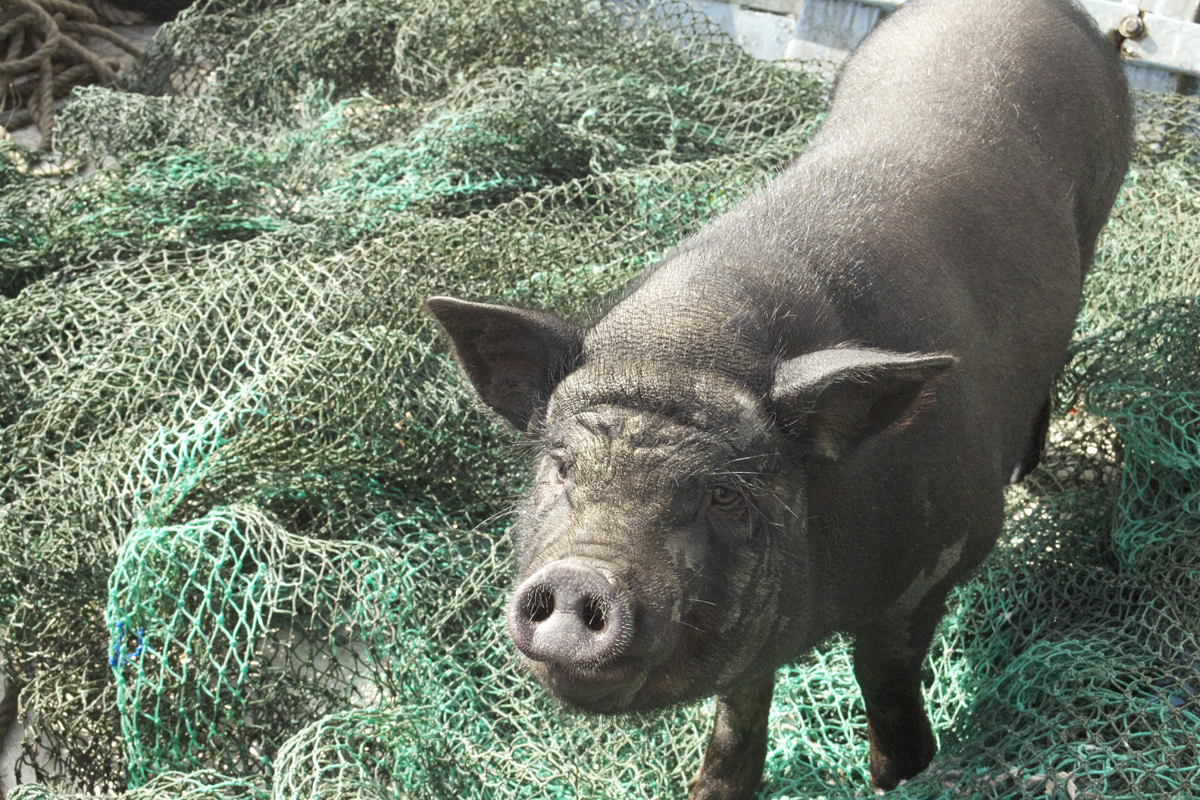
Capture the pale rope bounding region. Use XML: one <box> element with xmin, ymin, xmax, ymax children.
<box><xmin>0</xmin><ymin>0</ymin><xmax>143</xmax><ymax>149</ymax></box>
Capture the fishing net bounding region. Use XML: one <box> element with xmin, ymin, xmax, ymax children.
<box><xmin>0</xmin><ymin>0</ymin><xmax>1196</xmax><ymax>797</ymax></box>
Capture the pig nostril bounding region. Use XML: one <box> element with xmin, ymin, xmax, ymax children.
<box><xmin>527</xmin><ymin>587</ymin><xmax>555</xmax><ymax>623</ymax></box>
<box><xmin>508</xmin><ymin>560</ymin><xmax>630</xmax><ymax>667</ymax></box>
<box><xmin>583</xmin><ymin>595</ymin><xmax>608</xmax><ymax>633</ymax></box>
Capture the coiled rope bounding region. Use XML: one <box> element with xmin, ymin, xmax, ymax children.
<box><xmin>0</xmin><ymin>0</ymin><xmax>143</xmax><ymax>149</ymax></box>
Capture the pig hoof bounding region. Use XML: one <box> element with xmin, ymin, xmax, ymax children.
<box><xmin>686</xmin><ymin>773</ymin><xmax>758</xmax><ymax>800</ymax></box>
<box><xmin>867</xmin><ymin>719</ymin><xmax>936</xmax><ymax>791</ymax></box>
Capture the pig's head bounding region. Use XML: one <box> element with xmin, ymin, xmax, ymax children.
<box><xmin>426</xmin><ymin>296</ymin><xmax>952</xmax><ymax>714</ymax></box>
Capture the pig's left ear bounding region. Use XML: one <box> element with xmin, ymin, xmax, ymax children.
<box><xmin>425</xmin><ymin>296</ymin><xmax>584</xmax><ymax>432</ymax></box>
<box><xmin>770</xmin><ymin>347</ymin><xmax>956</xmax><ymax>461</ymax></box>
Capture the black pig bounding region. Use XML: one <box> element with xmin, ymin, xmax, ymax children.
<box><xmin>426</xmin><ymin>0</ymin><xmax>1131</xmax><ymax>795</ymax></box>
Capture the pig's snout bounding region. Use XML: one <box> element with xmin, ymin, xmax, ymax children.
<box><xmin>507</xmin><ymin>560</ymin><xmax>632</xmax><ymax>669</ymax></box>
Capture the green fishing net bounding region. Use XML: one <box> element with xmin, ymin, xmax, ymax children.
<box><xmin>0</xmin><ymin>1</ymin><xmax>1196</xmax><ymax>797</ymax></box>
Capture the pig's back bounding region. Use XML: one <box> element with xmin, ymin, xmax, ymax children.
<box><xmin>594</xmin><ymin>0</ymin><xmax>1129</xmax><ymax>481</ymax></box>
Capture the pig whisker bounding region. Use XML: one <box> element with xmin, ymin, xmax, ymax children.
<box><xmin>724</xmin><ymin>452</ymin><xmax>779</xmax><ymax>465</ymax></box>
<box><xmin>715</xmin><ymin>468</ymin><xmax>768</xmax><ymax>479</ymax></box>
<box><xmin>773</xmin><ymin>496</ymin><xmax>799</xmax><ymax>519</ymax></box>
<box><xmin>471</xmin><ymin>507</ymin><xmax>521</xmax><ymax>532</ymax></box>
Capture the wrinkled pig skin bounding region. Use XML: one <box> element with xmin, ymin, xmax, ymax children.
<box><xmin>425</xmin><ymin>0</ymin><xmax>1132</xmax><ymax>796</ymax></box>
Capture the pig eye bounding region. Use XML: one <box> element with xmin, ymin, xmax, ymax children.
<box><xmin>709</xmin><ymin>484</ymin><xmax>745</xmax><ymax>512</ymax></box>
<box><xmin>548</xmin><ymin>454</ymin><xmax>569</xmax><ymax>482</ymax></box>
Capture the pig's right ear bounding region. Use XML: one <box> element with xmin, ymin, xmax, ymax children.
<box><xmin>425</xmin><ymin>296</ymin><xmax>584</xmax><ymax>432</ymax></box>
<box><xmin>770</xmin><ymin>347</ymin><xmax>955</xmax><ymax>461</ymax></box>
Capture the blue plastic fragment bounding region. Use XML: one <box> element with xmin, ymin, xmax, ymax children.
<box><xmin>109</xmin><ymin>620</ymin><xmax>146</xmax><ymax>669</ymax></box>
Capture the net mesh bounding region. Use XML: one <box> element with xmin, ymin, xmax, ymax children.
<box><xmin>0</xmin><ymin>1</ymin><xmax>1197</xmax><ymax>797</ymax></box>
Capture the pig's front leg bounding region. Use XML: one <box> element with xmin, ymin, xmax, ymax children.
<box><xmin>688</xmin><ymin>672</ymin><xmax>775</xmax><ymax>800</ymax></box>
<box><xmin>853</xmin><ymin>604</ymin><xmax>943</xmax><ymax>792</ymax></box>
